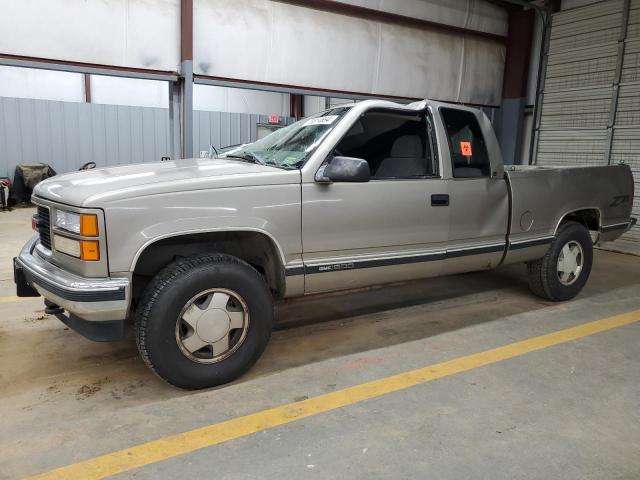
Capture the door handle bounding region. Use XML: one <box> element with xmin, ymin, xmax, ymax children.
<box><xmin>431</xmin><ymin>194</ymin><xmax>449</xmax><ymax>206</ymax></box>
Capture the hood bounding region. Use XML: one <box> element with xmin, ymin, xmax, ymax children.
<box><xmin>33</xmin><ymin>158</ymin><xmax>300</xmax><ymax>207</ymax></box>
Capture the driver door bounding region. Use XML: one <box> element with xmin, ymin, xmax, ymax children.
<box><xmin>301</xmin><ymin>108</ymin><xmax>450</xmax><ymax>294</ymax></box>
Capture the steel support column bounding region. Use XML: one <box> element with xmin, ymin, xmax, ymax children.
<box><xmin>290</xmin><ymin>94</ymin><xmax>304</xmax><ymax>118</ymax></box>
<box><xmin>530</xmin><ymin>11</ymin><xmax>551</xmax><ymax>166</ymax></box>
<box><xmin>497</xmin><ymin>9</ymin><xmax>534</xmax><ymax>165</ymax></box>
<box><xmin>180</xmin><ymin>0</ymin><xmax>194</xmax><ymax>159</ymax></box>
<box><xmin>83</xmin><ymin>74</ymin><xmax>92</xmax><ymax>103</ymax></box>
<box><xmin>169</xmin><ymin>81</ymin><xmax>182</xmax><ymax>160</ymax></box>
<box><xmin>604</xmin><ymin>0</ymin><xmax>631</xmax><ymax>164</ymax></box>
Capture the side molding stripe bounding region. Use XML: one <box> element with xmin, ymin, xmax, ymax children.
<box><xmin>601</xmin><ymin>222</ymin><xmax>630</xmax><ymax>233</ymax></box>
<box><xmin>509</xmin><ymin>237</ymin><xmax>554</xmax><ymax>250</ymax></box>
<box><xmin>304</xmin><ymin>251</ymin><xmax>446</xmax><ymax>275</ymax></box>
<box><xmin>284</xmin><ymin>266</ymin><xmax>305</xmax><ymax>277</ymax></box>
<box><xmin>297</xmin><ymin>243</ymin><xmax>509</xmax><ymax>276</ymax></box>
<box><xmin>444</xmin><ymin>244</ymin><xmax>505</xmax><ymax>258</ymax></box>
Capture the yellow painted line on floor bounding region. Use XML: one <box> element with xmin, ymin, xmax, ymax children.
<box><xmin>0</xmin><ymin>295</ymin><xmax>35</xmax><ymax>304</ymax></box>
<box><xmin>26</xmin><ymin>309</ymin><xmax>640</xmax><ymax>480</ymax></box>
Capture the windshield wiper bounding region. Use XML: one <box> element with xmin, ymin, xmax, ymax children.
<box><xmin>225</xmin><ymin>152</ymin><xmax>266</xmax><ymax>165</ymax></box>
<box><xmin>225</xmin><ymin>152</ymin><xmax>291</xmax><ymax>169</ymax></box>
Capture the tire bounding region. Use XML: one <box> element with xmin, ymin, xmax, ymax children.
<box><xmin>526</xmin><ymin>221</ymin><xmax>593</xmax><ymax>302</ymax></box>
<box><xmin>135</xmin><ymin>253</ymin><xmax>273</xmax><ymax>389</ymax></box>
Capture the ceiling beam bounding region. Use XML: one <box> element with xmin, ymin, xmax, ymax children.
<box><xmin>0</xmin><ymin>53</ymin><xmax>178</xmax><ymax>81</ymax></box>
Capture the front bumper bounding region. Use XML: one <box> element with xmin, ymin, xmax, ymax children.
<box><xmin>14</xmin><ymin>236</ymin><xmax>130</xmax><ymax>324</ymax></box>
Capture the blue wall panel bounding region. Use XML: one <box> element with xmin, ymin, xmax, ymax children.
<box><xmin>0</xmin><ymin>97</ymin><xmax>294</xmax><ymax>178</ymax></box>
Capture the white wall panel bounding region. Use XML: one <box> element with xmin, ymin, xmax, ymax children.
<box><xmin>0</xmin><ymin>66</ymin><xmax>84</xmax><ymax>103</ymax></box>
<box><xmin>303</xmin><ymin>96</ymin><xmax>328</xmax><ymax>116</ymax></box>
<box><xmin>195</xmin><ymin>1</ymin><xmax>379</xmax><ymax>93</ymax></box>
<box><xmin>456</xmin><ymin>37</ymin><xmax>506</xmax><ymax>105</ymax></box>
<box><xmin>334</xmin><ymin>0</ymin><xmax>507</xmax><ymax>36</ymax></box>
<box><xmin>374</xmin><ymin>24</ymin><xmax>462</xmax><ymax>102</ymax></box>
<box><xmin>194</xmin><ymin>85</ymin><xmax>289</xmax><ymax>116</ymax></box>
<box><xmin>0</xmin><ymin>0</ymin><xmax>180</xmax><ymax>72</ymax></box>
<box><xmin>91</xmin><ymin>76</ymin><xmax>169</xmax><ymax>108</ymax></box>
<box><xmin>194</xmin><ymin>0</ymin><xmax>506</xmax><ymax>105</ymax></box>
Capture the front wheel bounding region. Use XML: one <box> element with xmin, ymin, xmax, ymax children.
<box><xmin>135</xmin><ymin>253</ymin><xmax>273</xmax><ymax>389</ymax></box>
<box><xmin>526</xmin><ymin>221</ymin><xmax>593</xmax><ymax>301</ymax></box>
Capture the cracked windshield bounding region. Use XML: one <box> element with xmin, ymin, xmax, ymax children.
<box><xmin>219</xmin><ymin>107</ymin><xmax>350</xmax><ymax>169</ymax></box>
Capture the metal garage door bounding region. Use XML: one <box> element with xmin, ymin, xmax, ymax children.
<box><xmin>533</xmin><ymin>0</ymin><xmax>640</xmax><ymax>255</ymax></box>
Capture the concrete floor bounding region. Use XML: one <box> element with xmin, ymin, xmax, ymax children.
<box><xmin>1</xmin><ymin>207</ymin><xmax>639</xmax><ymax>479</ymax></box>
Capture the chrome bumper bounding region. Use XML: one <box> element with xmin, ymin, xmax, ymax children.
<box><xmin>14</xmin><ymin>236</ymin><xmax>130</xmax><ymax>322</ymax></box>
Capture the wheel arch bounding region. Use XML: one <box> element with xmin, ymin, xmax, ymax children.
<box><xmin>131</xmin><ymin>229</ymin><xmax>288</xmax><ymax>300</ymax></box>
<box><xmin>554</xmin><ymin>207</ymin><xmax>602</xmax><ymax>236</ymax></box>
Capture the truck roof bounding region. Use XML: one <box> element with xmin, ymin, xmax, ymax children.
<box><xmin>332</xmin><ymin>98</ymin><xmax>484</xmax><ymax>114</ymax></box>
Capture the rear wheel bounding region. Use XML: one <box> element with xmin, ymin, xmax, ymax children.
<box><xmin>135</xmin><ymin>253</ymin><xmax>273</xmax><ymax>389</ymax></box>
<box><xmin>527</xmin><ymin>221</ymin><xmax>593</xmax><ymax>301</ymax></box>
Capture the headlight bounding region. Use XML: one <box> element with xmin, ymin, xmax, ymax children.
<box><xmin>55</xmin><ymin>210</ymin><xmax>80</xmax><ymax>233</ymax></box>
<box><xmin>55</xmin><ymin>210</ymin><xmax>98</xmax><ymax>236</ymax></box>
<box><xmin>53</xmin><ymin>209</ymin><xmax>100</xmax><ymax>261</ymax></box>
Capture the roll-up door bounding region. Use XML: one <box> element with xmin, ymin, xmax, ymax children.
<box><xmin>610</xmin><ymin>1</ymin><xmax>640</xmax><ymax>253</ymax></box>
<box><xmin>534</xmin><ymin>0</ymin><xmax>640</xmax><ymax>255</ymax></box>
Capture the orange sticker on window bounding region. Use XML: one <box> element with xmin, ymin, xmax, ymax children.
<box><xmin>460</xmin><ymin>141</ymin><xmax>473</xmax><ymax>157</ymax></box>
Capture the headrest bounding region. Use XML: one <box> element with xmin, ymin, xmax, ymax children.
<box><xmin>391</xmin><ymin>135</ymin><xmax>423</xmax><ymax>157</ymax></box>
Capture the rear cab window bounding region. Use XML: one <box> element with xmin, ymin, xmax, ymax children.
<box><xmin>440</xmin><ymin>108</ymin><xmax>491</xmax><ymax>178</ymax></box>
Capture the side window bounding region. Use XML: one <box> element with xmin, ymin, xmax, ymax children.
<box><xmin>440</xmin><ymin>108</ymin><xmax>491</xmax><ymax>178</ymax></box>
<box><xmin>334</xmin><ymin>109</ymin><xmax>438</xmax><ymax>179</ymax></box>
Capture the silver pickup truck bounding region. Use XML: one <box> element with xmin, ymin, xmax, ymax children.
<box><xmin>14</xmin><ymin>99</ymin><xmax>636</xmax><ymax>389</ymax></box>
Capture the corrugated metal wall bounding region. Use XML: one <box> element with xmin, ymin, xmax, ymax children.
<box><xmin>192</xmin><ymin>110</ymin><xmax>294</xmax><ymax>156</ymax></box>
<box><xmin>0</xmin><ymin>96</ymin><xmax>293</xmax><ymax>179</ymax></box>
<box><xmin>534</xmin><ymin>0</ymin><xmax>640</xmax><ymax>255</ymax></box>
<box><xmin>0</xmin><ymin>97</ymin><xmax>172</xmax><ymax>177</ymax></box>
<box><xmin>611</xmin><ymin>0</ymin><xmax>640</xmax><ymax>253</ymax></box>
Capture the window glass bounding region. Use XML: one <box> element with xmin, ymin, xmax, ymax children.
<box><xmin>220</xmin><ymin>107</ymin><xmax>349</xmax><ymax>169</ymax></box>
<box><xmin>440</xmin><ymin>108</ymin><xmax>490</xmax><ymax>178</ymax></box>
<box><xmin>335</xmin><ymin>109</ymin><xmax>437</xmax><ymax>179</ymax></box>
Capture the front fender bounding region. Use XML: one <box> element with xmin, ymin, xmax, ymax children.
<box><xmin>101</xmin><ymin>186</ymin><xmax>302</xmax><ymax>273</ymax></box>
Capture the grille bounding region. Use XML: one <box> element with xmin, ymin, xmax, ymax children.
<box><xmin>37</xmin><ymin>206</ymin><xmax>52</xmax><ymax>250</ymax></box>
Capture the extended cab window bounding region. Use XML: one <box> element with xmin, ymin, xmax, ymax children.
<box><xmin>334</xmin><ymin>109</ymin><xmax>437</xmax><ymax>179</ymax></box>
<box><xmin>440</xmin><ymin>108</ymin><xmax>491</xmax><ymax>178</ymax></box>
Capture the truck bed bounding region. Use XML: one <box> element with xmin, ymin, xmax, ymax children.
<box><xmin>504</xmin><ymin>163</ymin><xmax>634</xmax><ymax>246</ymax></box>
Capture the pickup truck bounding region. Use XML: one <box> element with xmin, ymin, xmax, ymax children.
<box><xmin>14</xmin><ymin>99</ymin><xmax>636</xmax><ymax>389</ymax></box>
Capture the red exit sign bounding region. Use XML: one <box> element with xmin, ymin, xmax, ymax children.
<box><xmin>268</xmin><ymin>115</ymin><xmax>280</xmax><ymax>124</ymax></box>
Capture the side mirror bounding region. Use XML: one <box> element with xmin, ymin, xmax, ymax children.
<box><xmin>317</xmin><ymin>156</ymin><xmax>370</xmax><ymax>183</ymax></box>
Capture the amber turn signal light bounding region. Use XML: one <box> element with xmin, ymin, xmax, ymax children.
<box><xmin>80</xmin><ymin>240</ymin><xmax>100</xmax><ymax>261</ymax></box>
<box><xmin>80</xmin><ymin>214</ymin><xmax>99</xmax><ymax>237</ymax></box>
